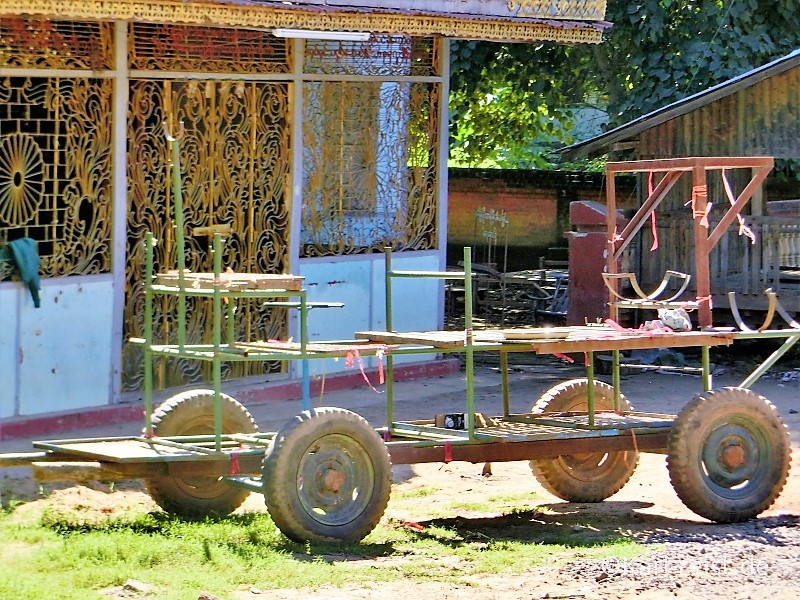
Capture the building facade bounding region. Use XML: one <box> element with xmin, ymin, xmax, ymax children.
<box><xmin>0</xmin><ymin>1</ymin><xmax>607</xmax><ymax>420</ymax></box>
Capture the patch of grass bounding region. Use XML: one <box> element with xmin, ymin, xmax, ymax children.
<box><xmin>0</xmin><ymin>489</ymin><xmax>649</xmax><ymax>599</ymax></box>
<box><xmin>393</xmin><ymin>486</ymin><xmax>439</xmax><ymax>499</ymax></box>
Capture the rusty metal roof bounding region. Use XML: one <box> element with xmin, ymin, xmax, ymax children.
<box><xmin>560</xmin><ymin>47</ymin><xmax>800</xmax><ymax>159</ymax></box>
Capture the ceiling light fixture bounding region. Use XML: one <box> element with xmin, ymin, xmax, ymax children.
<box><xmin>272</xmin><ymin>28</ymin><xmax>371</xmax><ymax>41</ymax></box>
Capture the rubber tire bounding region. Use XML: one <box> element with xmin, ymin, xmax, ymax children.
<box><xmin>262</xmin><ymin>407</ymin><xmax>391</xmax><ymax>544</ymax></box>
<box><xmin>529</xmin><ymin>378</ymin><xmax>639</xmax><ymax>502</ymax></box>
<box><xmin>667</xmin><ymin>387</ymin><xmax>790</xmax><ymax>523</ymax></box>
<box><xmin>144</xmin><ymin>389</ymin><xmax>258</xmax><ymax>519</ymax></box>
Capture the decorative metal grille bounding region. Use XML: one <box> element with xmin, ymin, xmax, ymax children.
<box><xmin>0</xmin><ymin>18</ymin><xmax>113</xmax><ymax>70</ymax></box>
<box><xmin>0</xmin><ymin>76</ymin><xmax>113</xmax><ymax>280</ymax></box>
<box><xmin>125</xmin><ymin>79</ymin><xmax>292</xmax><ymax>391</ymax></box>
<box><xmin>301</xmin><ymin>80</ymin><xmax>439</xmax><ymax>257</ymax></box>
<box><xmin>304</xmin><ymin>36</ymin><xmax>438</xmax><ymax>76</ymax></box>
<box><xmin>129</xmin><ymin>23</ymin><xmax>291</xmax><ymax>74</ymax></box>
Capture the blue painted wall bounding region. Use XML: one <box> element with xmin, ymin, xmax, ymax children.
<box><xmin>0</xmin><ymin>278</ymin><xmax>114</xmax><ymax>417</ymax></box>
<box><xmin>298</xmin><ymin>251</ymin><xmax>442</xmax><ymax>379</ymax></box>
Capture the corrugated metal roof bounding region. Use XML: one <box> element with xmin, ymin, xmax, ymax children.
<box><xmin>560</xmin><ymin>47</ymin><xmax>800</xmax><ymax>159</ymax></box>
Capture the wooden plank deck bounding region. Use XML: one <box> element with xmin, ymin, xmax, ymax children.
<box><xmin>356</xmin><ymin>326</ymin><xmax>734</xmax><ymax>354</ymax></box>
<box><xmin>156</xmin><ymin>271</ymin><xmax>304</xmax><ymax>291</ymax></box>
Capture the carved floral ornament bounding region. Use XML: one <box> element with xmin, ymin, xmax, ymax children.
<box><xmin>0</xmin><ymin>133</ymin><xmax>44</xmax><ymax>227</ymax></box>
<box><xmin>0</xmin><ymin>0</ymin><xmax>606</xmax><ymax>44</ymax></box>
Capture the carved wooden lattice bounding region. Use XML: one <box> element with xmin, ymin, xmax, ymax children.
<box><xmin>301</xmin><ymin>80</ymin><xmax>440</xmax><ymax>257</ymax></box>
<box><xmin>125</xmin><ymin>79</ymin><xmax>292</xmax><ymax>390</ymax></box>
<box><xmin>0</xmin><ymin>2</ymin><xmax>607</xmax><ymax>44</ymax></box>
<box><xmin>0</xmin><ymin>18</ymin><xmax>114</xmax><ymax>280</ymax></box>
<box><xmin>0</xmin><ymin>76</ymin><xmax>113</xmax><ymax>280</ymax></box>
<box><xmin>0</xmin><ymin>17</ymin><xmax>113</xmax><ymax>70</ymax></box>
<box><xmin>129</xmin><ymin>22</ymin><xmax>291</xmax><ymax>73</ymax></box>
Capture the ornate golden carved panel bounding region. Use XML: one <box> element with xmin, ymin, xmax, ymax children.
<box><xmin>301</xmin><ymin>80</ymin><xmax>439</xmax><ymax>257</ymax></box>
<box><xmin>0</xmin><ymin>76</ymin><xmax>113</xmax><ymax>280</ymax></box>
<box><xmin>0</xmin><ymin>18</ymin><xmax>113</xmax><ymax>70</ymax></box>
<box><xmin>0</xmin><ymin>2</ymin><xmax>605</xmax><ymax>44</ymax></box>
<box><xmin>304</xmin><ymin>36</ymin><xmax>437</xmax><ymax>77</ymax></box>
<box><xmin>129</xmin><ymin>23</ymin><xmax>291</xmax><ymax>73</ymax></box>
<box><xmin>125</xmin><ymin>79</ymin><xmax>291</xmax><ymax>391</ymax></box>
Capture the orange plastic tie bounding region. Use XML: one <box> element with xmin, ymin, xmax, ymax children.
<box><xmin>648</xmin><ymin>172</ymin><xmax>659</xmax><ymax>251</ymax></box>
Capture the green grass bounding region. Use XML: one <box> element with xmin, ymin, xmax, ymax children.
<box><xmin>0</xmin><ymin>488</ymin><xmax>648</xmax><ymax>600</ymax></box>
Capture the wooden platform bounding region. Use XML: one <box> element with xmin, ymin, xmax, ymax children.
<box><xmin>228</xmin><ymin>340</ymin><xmax>392</xmax><ymax>357</ymax></box>
<box><xmin>356</xmin><ymin>325</ymin><xmax>735</xmax><ymax>354</ymax></box>
<box><xmin>155</xmin><ymin>271</ymin><xmax>304</xmax><ymax>291</ymax></box>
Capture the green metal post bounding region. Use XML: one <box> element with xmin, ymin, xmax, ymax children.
<box><xmin>300</xmin><ymin>290</ymin><xmax>311</xmax><ymax>411</ymax></box>
<box><xmin>169</xmin><ymin>134</ymin><xmax>187</xmax><ymax>351</ymax></box>
<box><xmin>143</xmin><ymin>233</ymin><xmax>155</xmax><ymax>436</ymax></box>
<box><xmin>702</xmin><ymin>345</ymin><xmax>712</xmax><ymax>392</ymax></box>
<box><xmin>212</xmin><ymin>233</ymin><xmax>223</xmax><ymax>451</ymax></box>
<box><xmin>463</xmin><ymin>247</ymin><xmax>475</xmax><ymax>439</ymax></box>
<box><xmin>612</xmin><ymin>350</ymin><xmax>621</xmax><ymax>411</ymax></box>
<box><xmin>586</xmin><ymin>351</ymin><xmax>595</xmax><ymax>427</ymax></box>
<box><xmin>500</xmin><ymin>351</ymin><xmax>510</xmax><ymax>417</ymax></box>
<box><xmin>384</xmin><ymin>247</ymin><xmax>395</xmax><ymax>429</ymax></box>
<box><xmin>740</xmin><ymin>335</ymin><xmax>800</xmax><ymax>389</ymax></box>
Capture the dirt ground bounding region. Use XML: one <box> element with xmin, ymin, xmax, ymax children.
<box><xmin>3</xmin><ymin>354</ymin><xmax>800</xmax><ymax>599</ymax></box>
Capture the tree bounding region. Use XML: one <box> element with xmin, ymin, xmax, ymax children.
<box><xmin>449</xmin><ymin>0</ymin><xmax>800</xmax><ymax>168</ymax></box>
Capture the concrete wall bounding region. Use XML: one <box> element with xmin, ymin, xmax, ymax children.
<box><xmin>298</xmin><ymin>251</ymin><xmax>442</xmax><ymax>378</ymax></box>
<box><xmin>0</xmin><ymin>277</ymin><xmax>114</xmax><ymax>417</ymax></box>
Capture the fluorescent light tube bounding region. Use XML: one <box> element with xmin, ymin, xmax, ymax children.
<box><xmin>272</xmin><ymin>28</ymin><xmax>370</xmax><ymax>41</ymax></box>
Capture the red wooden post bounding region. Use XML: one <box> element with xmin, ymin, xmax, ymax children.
<box><xmin>605</xmin><ymin>171</ymin><xmax>618</xmax><ymax>322</ymax></box>
<box><xmin>692</xmin><ymin>166</ymin><xmax>712</xmax><ymax>327</ymax></box>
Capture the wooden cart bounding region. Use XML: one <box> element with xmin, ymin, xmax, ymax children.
<box><xmin>1</xmin><ymin>146</ymin><xmax>797</xmax><ymax>544</ymax></box>
<box><xmin>2</xmin><ymin>242</ymin><xmax>797</xmax><ymax>543</ymax></box>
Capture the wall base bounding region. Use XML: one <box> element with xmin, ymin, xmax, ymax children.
<box><xmin>0</xmin><ymin>358</ymin><xmax>460</xmax><ymax>440</ymax></box>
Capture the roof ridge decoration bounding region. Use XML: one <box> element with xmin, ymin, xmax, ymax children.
<box><xmin>2</xmin><ymin>0</ymin><xmax>608</xmax><ymax>44</ymax></box>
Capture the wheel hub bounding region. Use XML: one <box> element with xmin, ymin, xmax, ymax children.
<box><xmin>322</xmin><ymin>467</ymin><xmax>345</xmax><ymax>493</ymax></box>
<box><xmin>718</xmin><ymin>441</ymin><xmax>746</xmax><ymax>470</ymax></box>
<box><xmin>702</xmin><ymin>425</ymin><xmax>761</xmax><ymax>489</ymax></box>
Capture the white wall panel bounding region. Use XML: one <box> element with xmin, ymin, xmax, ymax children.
<box><xmin>18</xmin><ymin>279</ymin><xmax>114</xmax><ymax>415</ymax></box>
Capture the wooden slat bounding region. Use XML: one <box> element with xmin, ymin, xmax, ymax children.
<box><xmin>355</xmin><ymin>330</ymin><xmax>467</xmax><ymax>348</ymax></box>
<box><xmin>155</xmin><ymin>271</ymin><xmax>304</xmax><ymax>291</ymax></box>
<box><xmin>529</xmin><ymin>330</ymin><xmax>734</xmax><ymax>354</ymax></box>
<box><xmin>32</xmin><ymin>461</ymin><xmax>163</xmax><ymax>482</ymax></box>
<box><xmin>0</xmin><ymin>451</ymin><xmax>50</xmax><ymax>467</ymax></box>
<box><xmin>232</xmin><ymin>340</ymin><xmax>392</xmax><ymax>356</ymax></box>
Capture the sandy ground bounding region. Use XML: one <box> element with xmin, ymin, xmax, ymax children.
<box><xmin>2</xmin><ymin>354</ymin><xmax>800</xmax><ymax>599</ymax></box>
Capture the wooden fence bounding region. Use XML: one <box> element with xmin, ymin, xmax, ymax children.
<box><xmin>634</xmin><ymin>214</ymin><xmax>800</xmax><ymax>313</ymax></box>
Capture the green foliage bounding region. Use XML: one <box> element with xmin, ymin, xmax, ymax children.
<box><xmin>450</xmin><ymin>0</ymin><xmax>800</xmax><ymax>168</ymax></box>
<box><xmin>604</xmin><ymin>0</ymin><xmax>800</xmax><ymax>121</ymax></box>
<box><xmin>449</xmin><ymin>41</ymin><xmax>598</xmax><ymax>168</ymax></box>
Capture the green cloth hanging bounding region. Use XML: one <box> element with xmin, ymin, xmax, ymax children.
<box><xmin>1</xmin><ymin>238</ymin><xmax>41</xmax><ymax>308</ymax></box>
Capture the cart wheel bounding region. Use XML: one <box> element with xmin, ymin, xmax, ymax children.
<box><xmin>667</xmin><ymin>387</ymin><xmax>790</xmax><ymax>522</ymax></box>
<box><xmin>529</xmin><ymin>378</ymin><xmax>639</xmax><ymax>502</ymax></box>
<box><xmin>262</xmin><ymin>407</ymin><xmax>391</xmax><ymax>544</ymax></box>
<box><xmin>145</xmin><ymin>389</ymin><xmax>258</xmax><ymax>518</ymax></box>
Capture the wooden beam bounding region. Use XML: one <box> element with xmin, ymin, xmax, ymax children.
<box><xmin>387</xmin><ymin>431</ymin><xmax>670</xmax><ymax>465</ymax></box>
<box><xmin>692</xmin><ymin>166</ymin><xmax>712</xmax><ymax>327</ymax></box>
<box><xmin>613</xmin><ymin>170</ymin><xmax>682</xmax><ymax>260</ymax></box>
<box><xmin>707</xmin><ymin>165</ymin><xmax>773</xmax><ymax>249</ymax></box>
<box><xmin>32</xmin><ymin>461</ymin><xmax>164</xmax><ymax>482</ymax></box>
<box><xmin>606</xmin><ymin>156</ymin><xmax>774</xmax><ymax>174</ymax></box>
